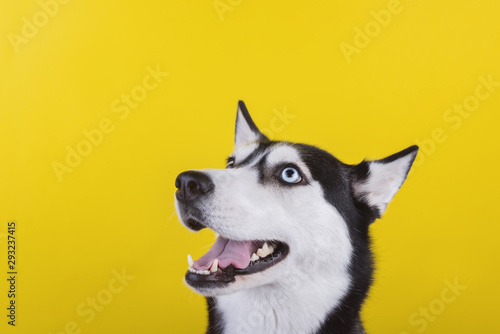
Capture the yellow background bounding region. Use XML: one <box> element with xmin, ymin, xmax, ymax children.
<box><xmin>1</xmin><ymin>1</ymin><xmax>499</xmax><ymax>333</ymax></box>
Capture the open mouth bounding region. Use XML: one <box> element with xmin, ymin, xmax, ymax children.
<box><xmin>185</xmin><ymin>235</ymin><xmax>289</xmax><ymax>289</ymax></box>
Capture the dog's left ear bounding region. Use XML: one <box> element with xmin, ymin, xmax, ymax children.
<box><xmin>234</xmin><ymin>100</ymin><xmax>268</xmax><ymax>148</ymax></box>
<box><xmin>351</xmin><ymin>145</ymin><xmax>419</xmax><ymax>218</ymax></box>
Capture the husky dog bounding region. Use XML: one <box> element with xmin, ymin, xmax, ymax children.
<box><xmin>174</xmin><ymin>101</ymin><xmax>418</xmax><ymax>334</ymax></box>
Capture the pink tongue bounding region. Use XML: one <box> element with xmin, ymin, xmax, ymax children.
<box><xmin>192</xmin><ymin>236</ymin><xmax>254</xmax><ymax>271</ymax></box>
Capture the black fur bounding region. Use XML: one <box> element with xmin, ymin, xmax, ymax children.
<box><xmin>351</xmin><ymin>145</ymin><xmax>419</xmax><ymax>219</ymax></box>
<box><xmin>254</xmin><ymin>152</ymin><xmax>269</xmax><ymax>184</ymax></box>
<box><xmin>235</xmin><ymin>141</ymin><xmax>273</xmax><ymax>167</ymax></box>
<box><xmin>379</xmin><ymin>145</ymin><xmax>418</xmax><ymax>164</ymax></box>
<box><xmin>235</xmin><ymin>100</ymin><xmax>269</xmax><ymax>144</ymax></box>
<box><xmin>296</xmin><ymin>143</ymin><xmax>374</xmax><ymax>334</ymax></box>
<box><xmin>204</xmin><ymin>142</ymin><xmax>416</xmax><ymax>333</ymax></box>
<box><xmin>198</xmin><ymin>104</ymin><xmax>417</xmax><ymax>334</ymax></box>
<box><xmin>206</xmin><ymin>297</ymin><xmax>224</xmax><ymax>334</ymax></box>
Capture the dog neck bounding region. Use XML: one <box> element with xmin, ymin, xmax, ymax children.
<box><xmin>207</xmin><ymin>263</ymin><xmax>369</xmax><ymax>334</ymax></box>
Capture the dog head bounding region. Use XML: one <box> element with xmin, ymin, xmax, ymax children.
<box><xmin>175</xmin><ymin>101</ymin><xmax>418</xmax><ymax>296</ymax></box>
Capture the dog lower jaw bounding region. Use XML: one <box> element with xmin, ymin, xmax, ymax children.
<box><xmin>184</xmin><ymin>242</ymin><xmax>289</xmax><ymax>293</ymax></box>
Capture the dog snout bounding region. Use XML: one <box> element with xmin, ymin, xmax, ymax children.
<box><xmin>175</xmin><ymin>171</ymin><xmax>214</xmax><ymax>203</ymax></box>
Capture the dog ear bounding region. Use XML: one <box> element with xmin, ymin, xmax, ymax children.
<box><xmin>234</xmin><ymin>100</ymin><xmax>268</xmax><ymax>148</ymax></box>
<box><xmin>351</xmin><ymin>145</ymin><xmax>419</xmax><ymax>217</ymax></box>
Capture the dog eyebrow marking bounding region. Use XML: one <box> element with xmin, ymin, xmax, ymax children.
<box><xmin>253</xmin><ymin>152</ymin><xmax>269</xmax><ymax>183</ymax></box>
<box><xmin>231</xmin><ymin>143</ymin><xmax>258</xmax><ymax>164</ymax></box>
<box><xmin>236</xmin><ymin>141</ymin><xmax>273</xmax><ymax>167</ymax></box>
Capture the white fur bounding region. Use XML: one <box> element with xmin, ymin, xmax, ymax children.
<box><xmin>176</xmin><ymin>105</ymin><xmax>416</xmax><ymax>333</ymax></box>
<box><xmin>215</xmin><ymin>191</ymin><xmax>352</xmax><ymax>334</ymax></box>
<box><xmin>235</xmin><ymin>107</ymin><xmax>261</xmax><ymax>148</ymax></box>
<box><xmin>182</xmin><ymin>143</ymin><xmax>353</xmax><ymax>333</ymax></box>
<box><xmin>353</xmin><ymin>154</ymin><xmax>416</xmax><ymax>215</ymax></box>
<box><xmin>232</xmin><ymin>142</ymin><xmax>260</xmax><ymax>163</ymax></box>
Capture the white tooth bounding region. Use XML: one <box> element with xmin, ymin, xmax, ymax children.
<box><xmin>187</xmin><ymin>254</ymin><xmax>194</xmax><ymax>267</ymax></box>
<box><xmin>257</xmin><ymin>243</ymin><xmax>271</xmax><ymax>257</ymax></box>
<box><xmin>263</xmin><ymin>242</ymin><xmax>270</xmax><ymax>253</ymax></box>
<box><xmin>188</xmin><ymin>267</ymin><xmax>195</xmax><ymax>273</ymax></box>
<box><xmin>268</xmin><ymin>245</ymin><xmax>274</xmax><ymax>254</ymax></box>
<box><xmin>257</xmin><ymin>248</ymin><xmax>269</xmax><ymax>258</ymax></box>
<box><xmin>210</xmin><ymin>259</ymin><xmax>219</xmax><ymax>273</ymax></box>
<box><xmin>203</xmin><ymin>270</ymin><xmax>210</xmax><ymax>275</ymax></box>
<box><xmin>251</xmin><ymin>253</ymin><xmax>259</xmax><ymax>261</ymax></box>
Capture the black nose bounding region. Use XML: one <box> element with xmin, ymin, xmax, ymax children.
<box><xmin>175</xmin><ymin>171</ymin><xmax>214</xmax><ymax>202</ymax></box>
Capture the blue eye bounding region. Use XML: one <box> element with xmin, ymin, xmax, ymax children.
<box><xmin>280</xmin><ymin>167</ymin><xmax>302</xmax><ymax>184</ymax></box>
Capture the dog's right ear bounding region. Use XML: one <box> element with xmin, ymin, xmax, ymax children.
<box><xmin>234</xmin><ymin>100</ymin><xmax>268</xmax><ymax>148</ymax></box>
<box><xmin>351</xmin><ymin>145</ymin><xmax>419</xmax><ymax>218</ymax></box>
